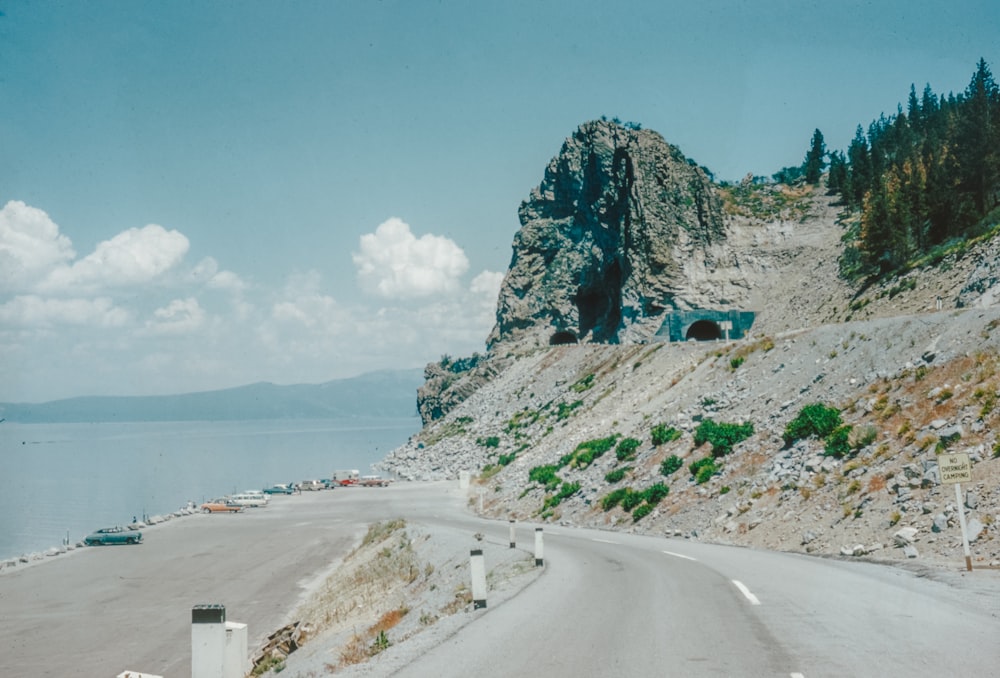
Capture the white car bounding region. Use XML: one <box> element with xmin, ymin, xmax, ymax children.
<box><xmin>298</xmin><ymin>479</ymin><xmax>324</xmax><ymax>491</ymax></box>
<box><xmin>229</xmin><ymin>491</ymin><xmax>268</xmax><ymax>507</ymax></box>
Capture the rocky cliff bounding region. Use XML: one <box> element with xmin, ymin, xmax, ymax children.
<box><xmin>487</xmin><ymin>119</ymin><xmax>740</xmax><ymax>350</ymax></box>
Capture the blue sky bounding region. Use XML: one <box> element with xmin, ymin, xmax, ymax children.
<box><xmin>1</xmin><ymin>0</ymin><xmax>998</xmax><ymax>401</ymax></box>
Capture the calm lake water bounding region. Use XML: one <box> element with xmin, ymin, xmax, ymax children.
<box><xmin>0</xmin><ymin>417</ymin><xmax>420</xmax><ymax>560</ymax></box>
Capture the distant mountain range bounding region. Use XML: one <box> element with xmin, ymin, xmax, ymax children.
<box><xmin>0</xmin><ymin>369</ymin><xmax>424</xmax><ymax>423</ymax></box>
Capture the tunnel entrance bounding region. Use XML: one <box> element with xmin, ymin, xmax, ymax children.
<box><xmin>550</xmin><ymin>331</ymin><xmax>579</xmax><ymax>345</ymax></box>
<box><xmin>685</xmin><ymin>320</ymin><xmax>723</xmax><ymax>341</ymax></box>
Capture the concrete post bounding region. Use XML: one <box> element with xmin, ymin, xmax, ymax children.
<box><xmin>223</xmin><ymin>622</ymin><xmax>248</xmax><ymax>678</ymax></box>
<box><xmin>509</xmin><ymin>519</ymin><xmax>516</xmax><ymax>548</ymax></box>
<box><xmin>534</xmin><ymin>527</ymin><xmax>544</xmax><ymax>566</ymax></box>
<box><xmin>191</xmin><ymin>604</ymin><xmax>226</xmax><ymax>678</ymax></box>
<box><xmin>470</xmin><ymin>549</ymin><xmax>487</xmax><ymax>609</ymax></box>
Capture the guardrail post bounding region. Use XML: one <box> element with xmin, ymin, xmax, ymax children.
<box><xmin>509</xmin><ymin>519</ymin><xmax>516</xmax><ymax>548</ymax></box>
<box><xmin>470</xmin><ymin>549</ymin><xmax>487</xmax><ymax>609</ymax></box>
<box><xmin>534</xmin><ymin>528</ymin><xmax>544</xmax><ymax>566</ymax></box>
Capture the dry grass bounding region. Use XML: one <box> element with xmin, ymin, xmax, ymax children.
<box><xmin>866</xmin><ymin>474</ymin><xmax>887</xmax><ymax>493</ymax></box>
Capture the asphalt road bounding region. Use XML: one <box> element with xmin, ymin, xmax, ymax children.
<box><xmin>390</xmin><ymin>518</ymin><xmax>1000</xmax><ymax>678</ymax></box>
<box><xmin>3</xmin><ymin>483</ymin><xmax>999</xmax><ymax>677</ymax></box>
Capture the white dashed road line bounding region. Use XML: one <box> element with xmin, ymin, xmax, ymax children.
<box><xmin>591</xmin><ymin>538</ymin><xmax>619</xmax><ymax>544</ymax></box>
<box><xmin>662</xmin><ymin>550</ymin><xmax>698</xmax><ymax>561</ymax></box>
<box><xmin>732</xmin><ymin>579</ymin><xmax>761</xmax><ymax>605</ymax></box>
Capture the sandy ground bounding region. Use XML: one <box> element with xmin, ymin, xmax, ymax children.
<box><xmin>0</xmin><ymin>482</ymin><xmax>541</xmax><ymax>678</ymax></box>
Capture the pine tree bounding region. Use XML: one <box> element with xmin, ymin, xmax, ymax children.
<box><xmin>955</xmin><ymin>58</ymin><xmax>1000</xmax><ymax>216</ymax></box>
<box><xmin>827</xmin><ymin>150</ymin><xmax>848</xmax><ymax>196</ymax></box>
<box><xmin>803</xmin><ymin>129</ymin><xmax>827</xmax><ymax>184</ymax></box>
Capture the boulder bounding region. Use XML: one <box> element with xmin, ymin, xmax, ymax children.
<box><xmin>893</xmin><ymin>526</ymin><xmax>919</xmax><ymax>546</ymax></box>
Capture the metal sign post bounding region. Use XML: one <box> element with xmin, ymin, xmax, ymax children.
<box><xmin>939</xmin><ymin>453</ymin><xmax>973</xmax><ymax>571</ymax></box>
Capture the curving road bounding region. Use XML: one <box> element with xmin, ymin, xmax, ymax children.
<box><xmin>2</xmin><ymin>482</ymin><xmax>998</xmax><ymax>677</ymax></box>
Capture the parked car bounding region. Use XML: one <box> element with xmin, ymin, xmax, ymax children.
<box><xmin>359</xmin><ymin>475</ymin><xmax>391</xmax><ymax>487</ymax></box>
<box><xmin>298</xmin><ymin>479</ymin><xmax>324</xmax><ymax>491</ymax></box>
<box><xmin>229</xmin><ymin>491</ymin><xmax>268</xmax><ymax>507</ymax></box>
<box><xmin>84</xmin><ymin>526</ymin><xmax>142</xmax><ymax>545</ymax></box>
<box><xmin>263</xmin><ymin>484</ymin><xmax>295</xmax><ymax>495</ymax></box>
<box><xmin>200</xmin><ymin>500</ymin><xmax>243</xmax><ymax>513</ymax></box>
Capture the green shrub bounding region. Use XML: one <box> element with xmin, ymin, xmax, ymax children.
<box><xmin>824</xmin><ymin>425</ymin><xmax>853</xmax><ymax>458</ymax></box>
<box><xmin>620</xmin><ymin>488</ymin><xmax>645</xmax><ymax>512</ymax></box>
<box><xmin>632</xmin><ymin>503</ymin><xmax>653</xmax><ymax>522</ymax></box>
<box><xmin>660</xmin><ymin>454</ymin><xmax>683</xmax><ymax>476</ymax></box>
<box><xmin>556</xmin><ymin>400</ymin><xmax>584</xmax><ymax>420</ymax></box>
<box><xmin>605</xmin><ymin>467</ymin><xmax>630</xmax><ymax>483</ymax></box>
<box><xmin>651</xmin><ymin>423</ymin><xmax>682</xmax><ymax>446</ymax></box>
<box><xmin>729</xmin><ymin>355</ymin><xmax>745</xmax><ymax>369</ymax></box>
<box><xmin>545</xmin><ymin>481</ymin><xmax>580</xmax><ymax>508</ymax></box>
<box><xmin>571</xmin><ymin>374</ymin><xmax>595</xmax><ymax>392</ymax></box>
<box><xmin>689</xmin><ymin>457</ymin><xmax>718</xmax><ymax>484</ymax></box>
<box><xmin>935</xmin><ymin>431</ymin><xmax>961</xmax><ymax>453</ymax></box>
<box><xmin>615</xmin><ymin>437</ymin><xmax>642</xmax><ymax>461</ymax></box>
<box><xmin>505</xmin><ymin>409</ymin><xmax>540</xmax><ymax>432</ymax></box>
<box><xmin>476</xmin><ymin>436</ymin><xmax>500</xmax><ymax>448</ymax></box>
<box><xmin>693</xmin><ymin>419</ymin><xmax>754</xmax><ymax>457</ymax></box>
<box><xmin>569</xmin><ymin>435</ymin><xmax>619</xmax><ymax>468</ymax></box>
<box><xmin>783</xmin><ymin>403</ymin><xmax>842</xmax><ymax>445</ymax></box>
<box><xmin>601</xmin><ymin>487</ymin><xmax>629</xmax><ymax>511</ymax></box>
<box><xmin>720</xmin><ymin>486</ymin><xmax>731</xmax><ymax>495</ymax></box>
<box><xmin>643</xmin><ymin>482</ymin><xmax>669</xmax><ymax>505</ymax></box>
<box><xmin>528</xmin><ymin>465</ymin><xmax>561</xmax><ymax>491</ymax></box>
<box><xmin>497</xmin><ymin>452</ymin><xmax>517</xmax><ymax>466</ymax></box>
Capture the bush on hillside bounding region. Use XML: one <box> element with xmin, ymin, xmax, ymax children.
<box><xmin>693</xmin><ymin>419</ymin><xmax>754</xmax><ymax>457</ymax></box>
<box><xmin>783</xmin><ymin>403</ymin><xmax>842</xmax><ymax>445</ymax></box>
<box><xmin>615</xmin><ymin>437</ymin><xmax>642</xmax><ymax>461</ymax></box>
<box><xmin>651</xmin><ymin>423</ymin><xmax>682</xmax><ymax>446</ymax></box>
<box><xmin>660</xmin><ymin>455</ymin><xmax>683</xmax><ymax>476</ymax></box>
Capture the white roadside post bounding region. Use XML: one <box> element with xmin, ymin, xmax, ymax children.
<box><xmin>939</xmin><ymin>453</ymin><xmax>973</xmax><ymax>571</ymax></box>
<box><xmin>470</xmin><ymin>549</ymin><xmax>487</xmax><ymax>609</ymax></box>
<box><xmin>534</xmin><ymin>527</ymin><xmax>544</xmax><ymax>566</ymax></box>
<box><xmin>509</xmin><ymin>519</ymin><xmax>516</xmax><ymax>548</ymax></box>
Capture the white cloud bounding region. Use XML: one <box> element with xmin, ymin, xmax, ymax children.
<box><xmin>353</xmin><ymin>217</ymin><xmax>469</xmax><ymax>299</ymax></box>
<box><xmin>142</xmin><ymin>297</ymin><xmax>205</xmax><ymax>335</ymax></box>
<box><xmin>470</xmin><ymin>270</ymin><xmax>504</xmax><ymax>300</ymax></box>
<box><xmin>0</xmin><ymin>295</ymin><xmax>129</xmax><ymax>328</ymax></box>
<box><xmin>192</xmin><ymin>257</ymin><xmax>247</xmax><ymax>293</ymax></box>
<box><xmin>0</xmin><ymin>200</ymin><xmax>76</xmax><ymax>292</ymax></box>
<box><xmin>0</xmin><ymin>201</ymin><xmax>508</xmax><ymax>401</ymax></box>
<box><xmin>207</xmin><ymin>270</ymin><xmax>247</xmax><ymax>292</ymax></box>
<box><xmin>41</xmin><ymin>223</ymin><xmax>189</xmax><ymax>293</ymax></box>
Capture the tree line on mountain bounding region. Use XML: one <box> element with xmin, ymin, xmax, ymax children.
<box><xmin>776</xmin><ymin>59</ymin><xmax>999</xmax><ymax>280</ymax></box>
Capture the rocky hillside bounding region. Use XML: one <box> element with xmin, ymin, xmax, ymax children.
<box><xmin>381</xmin><ymin>303</ymin><xmax>1000</xmax><ymax>568</ymax></box>
<box><xmin>387</xmin><ymin>120</ymin><xmax>1000</xmax><ymax>569</ymax></box>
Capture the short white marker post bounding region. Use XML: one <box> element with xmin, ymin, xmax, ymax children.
<box><xmin>470</xmin><ymin>549</ymin><xmax>487</xmax><ymax>609</ymax></box>
<box><xmin>534</xmin><ymin>527</ymin><xmax>544</xmax><ymax>566</ymax></box>
<box><xmin>509</xmin><ymin>519</ymin><xmax>516</xmax><ymax>548</ymax></box>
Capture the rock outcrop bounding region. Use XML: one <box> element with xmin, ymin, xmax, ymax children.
<box><xmin>487</xmin><ymin>119</ymin><xmax>738</xmax><ymax>350</ymax></box>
